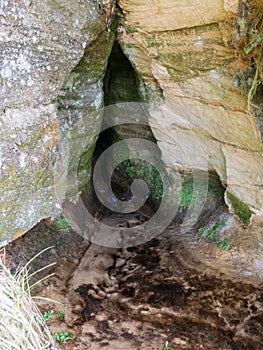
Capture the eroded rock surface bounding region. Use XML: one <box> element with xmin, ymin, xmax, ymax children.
<box><xmin>0</xmin><ymin>0</ymin><xmax>262</xmax><ymax>246</ymax></box>
<box><xmin>117</xmin><ymin>0</ymin><xmax>263</xmax><ymax>222</ymax></box>
<box><xmin>0</xmin><ymin>0</ymin><xmax>115</xmax><ymax>244</ymax></box>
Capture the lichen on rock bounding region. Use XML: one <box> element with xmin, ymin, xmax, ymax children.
<box><xmin>0</xmin><ymin>0</ymin><xmax>116</xmax><ymax>245</ymax></box>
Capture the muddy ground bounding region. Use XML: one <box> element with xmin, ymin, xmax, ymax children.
<box><xmin>4</xmin><ymin>175</ymin><xmax>263</xmax><ymax>350</ymax></box>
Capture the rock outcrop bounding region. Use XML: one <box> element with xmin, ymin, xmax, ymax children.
<box><xmin>0</xmin><ymin>0</ymin><xmax>115</xmax><ymax>245</ymax></box>
<box><xmin>117</xmin><ymin>0</ymin><xmax>263</xmax><ymax>224</ymax></box>
<box><xmin>0</xmin><ymin>0</ymin><xmax>262</xmax><ymax>246</ymax></box>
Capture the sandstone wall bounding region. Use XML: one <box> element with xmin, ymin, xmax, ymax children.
<box><xmin>0</xmin><ymin>0</ymin><xmax>262</xmax><ymax>246</ymax></box>
<box><xmin>0</xmin><ymin>0</ymin><xmax>115</xmax><ymax>245</ymax></box>
<box><xmin>118</xmin><ymin>0</ymin><xmax>263</xmax><ymax>224</ymax></box>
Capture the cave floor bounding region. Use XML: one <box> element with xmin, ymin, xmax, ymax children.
<box><xmin>4</xmin><ymin>208</ymin><xmax>263</xmax><ymax>350</ymax></box>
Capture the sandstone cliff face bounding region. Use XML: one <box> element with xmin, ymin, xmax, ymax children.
<box><xmin>117</xmin><ymin>0</ymin><xmax>263</xmax><ymax>224</ymax></box>
<box><xmin>0</xmin><ymin>0</ymin><xmax>115</xmax><ymax>245</ymax></box>
<box><xmin>0</xmin><ymin>0</ymin><xmax>262</xmax><ymax>246</ymax></box>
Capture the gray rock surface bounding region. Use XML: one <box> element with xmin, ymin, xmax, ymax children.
<box><xmin>0</xmin><ymin>0</ymin><xmax>115</xmax><ymax>245</ymax></box>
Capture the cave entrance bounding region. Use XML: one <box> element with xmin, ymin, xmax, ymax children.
<box><xmin>103</xmin><ymin>40</ymin><xmax>141</xmax><ymax>106</ymax></box>
<box><xmin>93</xmin><ymin>40</ymin><xmax>142</xmax><ymax>163</ymax></box>
<box><xmin>83</xmin><ymin>40</ymin><xmax>228</xmax><ymax>228</ymax></box>
<box><xmin>93</xmin><ymin>40</ymin><xmax>143</xmax><ymax>161</ymax></box>
<box><xmin>82</xmin><ymin>40</ymin><xmax>157</xmax><ymax>220</ymax></box>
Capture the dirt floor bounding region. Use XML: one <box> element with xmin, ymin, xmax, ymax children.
<box><xmin>4</xmin><ymin>206</ymin><xmax>263</xmax><ymax>350</ymax></box>
<box><xmin>3</xmin><ymin>174</ymin><xmax>263</xmax><ymax>350</ymax></box>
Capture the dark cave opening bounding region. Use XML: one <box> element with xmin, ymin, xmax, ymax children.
<box><xmin>82</xmin><ymin>40</ymin><xmax>158</xmax><ymax>220</ymax></box>
<box><xmin>103</xmin><ymin>40</ymin><xmax>141</xmax><ymax>106</ymax></box>
<box><xmin>82</xmin><ymin>41</ymin><xmax>228</xmax><ymax>227</ymax></box>
<box><xmin>93</xmin><ymin>40</ymin><xmax>143</xmax><ymax>163</ymax></box>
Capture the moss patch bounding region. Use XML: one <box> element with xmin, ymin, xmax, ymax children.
<box><xmin>227</xmin><ymin>192</ymin><xmax>252</xmax><ymax>228</ymax></box>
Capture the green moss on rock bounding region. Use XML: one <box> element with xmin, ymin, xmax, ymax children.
<box><xmin>227</xmin><ymin>191</ymin><xmax>252</xmax><ymax>228</ymax></box>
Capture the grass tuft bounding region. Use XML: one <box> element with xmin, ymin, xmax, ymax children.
<box><xmin>0</xmin><ymin>248</ymin><xmax>57</xmax><ymax>350</ymax></box>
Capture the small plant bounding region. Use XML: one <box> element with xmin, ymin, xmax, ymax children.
<box><xmin>118</xmin><ymin>158</ymin><xmax>164</xmax><ymax>201</ymax></box>
<box><xmin>43</xmin><ymin>309</ymin><xmax>54</xmax><ymax>322</ymax></box>
<box><xmin>52</xmin><ymin>331</ymin><xmax>74</xmax><ymax>344</ymax></box>
<box><xmin>216</xmin><ymin>239</ymin><xmax>234</xmax><ymax>251</ymax></box>
<box><xmin>179</xmin><ymin>181</ymin><xmax>195</xmax><ymax>211</ymax></box>
<box><xmin>57</xmin><ymin>309</ymin><xmax>65</xmax><ymax>320</ymax></box>
<box><xmin>163</xmin><ymin>341</ymin><xmax>175</xmax><ymax>350</ymax></box>
<box><xmin>198</xmin><ymin>219</ymin><xmax>233</xmax><ymax>250</ymax></box>
<box><xmin>234</xmin><ymin>2</ymin><xmax>263</xmax><ymax>113</ymax></box>
<box><xmin>198</xmin><ymin>219</ymin><xmax>226</xmax><ymax>238</ymax></box>
<box><xmin>178</xmin><ymin>178</ymin><xmax>205</xmax><ymax>215</ymax></box>
<box><xmin>213</xmin><ymin>219</ymin><xmax>227</xmax><ymax>237</ymax></box>
<box><xmin>55</xmin><ymin>214</ymin><xmax>71</xmax><ymax>233</ymax></box>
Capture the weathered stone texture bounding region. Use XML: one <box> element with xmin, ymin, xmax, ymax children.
<box><xmin>118</xmin><ymin>0</ymin><xmax>263</xmax><ymax>220</ymax></box>
<box><xmin>0</xmin><ymin>0</ymin><xmax>262</xmax><ymax>245</ymax></box>
<box><xmin>0</xmin><ymin>0</ymin><xmax>114</xmax><ymax>245</ymax></box>
<box><xmin>118</xmin><ymin>0</ymin><xmax>235</xmax><ymax>32</ymax></box>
